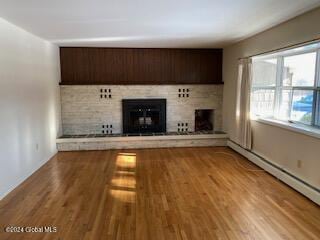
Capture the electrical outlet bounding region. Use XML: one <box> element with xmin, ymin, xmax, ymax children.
<box><xmin>297</xmin><ymin>160</ymin><xmax>302</xmax><ymax>168</ymax></box>
<box><xmin>36</xmin><ymin>143</ymin><xmax>39</xmax><ymax>151</ymax></box>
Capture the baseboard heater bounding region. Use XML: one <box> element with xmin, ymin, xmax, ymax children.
<box><xmin>227</xmin><ymin>140</ymin><xmax>320</xmax><ymax>206</ymax></box>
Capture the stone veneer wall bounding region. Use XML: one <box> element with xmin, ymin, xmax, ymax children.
<box><xmin>60</xmin><ymin>85</ymin><xmax>223</xmax><ymax>135</ymax></box>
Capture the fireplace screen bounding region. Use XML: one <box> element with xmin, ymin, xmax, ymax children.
<box><xmin>129</xmin><ymin>109</ymin><xmax>160</xmax><ymax>128</ymax></box>
<box><xmin>123</xmin><ymin>99</ymin><xmax>166</xmax><ymax>134</ymax></box>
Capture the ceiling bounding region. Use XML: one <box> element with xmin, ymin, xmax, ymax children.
<box><xmin>0</xmin><ymin>0</ymin><xmax>319</xmax><ymax>48</ymax></box>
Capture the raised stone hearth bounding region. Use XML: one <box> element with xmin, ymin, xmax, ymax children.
<box><xmin>57</xmin><ymin>131</ymin><xmax>228</xmax><ymax>151</ymax></box>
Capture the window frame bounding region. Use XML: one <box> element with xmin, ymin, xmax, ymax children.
<box><xmin>251</xmin><ymin>43</ymin><xmax>320</xmax><ymax>129</ymax></box>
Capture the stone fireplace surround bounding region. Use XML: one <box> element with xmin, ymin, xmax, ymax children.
<box><xmin>60</xmin><ymin>84</ymin><xmax>223</xmax><ymax>135</ymax></box>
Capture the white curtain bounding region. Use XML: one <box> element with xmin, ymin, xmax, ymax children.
<box><xmin>236</xmin><ymin>58</ymin><xmax>252</xmax><ymax>150</ymax></box>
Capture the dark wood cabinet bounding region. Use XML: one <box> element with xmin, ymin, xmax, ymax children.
<box><xmin>60</xmin><ymin>47</ymin><xmax>223</xmax><ymax>85</ymax></box>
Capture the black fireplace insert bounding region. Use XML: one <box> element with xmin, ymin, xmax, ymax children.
<box><xmin>122</xmin><ymin>99</ymin><xmax>166</xmax><ymax>134</ymax></box>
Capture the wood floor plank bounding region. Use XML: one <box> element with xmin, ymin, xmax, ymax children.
<box><xmin>0</xmin><ymin>147</ymin><xmax>320</xmax><ymax>240</ymax></box>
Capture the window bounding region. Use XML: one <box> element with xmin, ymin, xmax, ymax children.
<box><xmin>251</xmin><ymin>58</ymin><xmax>277</xmax><ymax>117</ymax></box>
<box><xmin>251</xmin><ymin>42</ymin><xmax>320</xmax><ymax>128</ymax></box>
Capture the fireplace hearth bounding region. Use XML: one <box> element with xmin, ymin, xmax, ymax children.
<box><xmin>122</xmin><ymin>99</ymin><xmax>166</xmax><ymax>134</ymax></box>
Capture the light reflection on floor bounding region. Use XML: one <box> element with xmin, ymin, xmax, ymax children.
<box><xmin>110</xmin><ymin>152</ymin><xmax>137</xmax><ymax>203</ymax></box>
<box><xmin>111</xmin><ymin>176</ymin><xmax>136</xmax><ymax>189</ymax></box>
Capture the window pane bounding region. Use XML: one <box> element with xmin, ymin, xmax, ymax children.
<box><xmin>283</xmin><ymin>52</ymin><xmax>316</xmax><ymax>86</ymax></box>
<box><xmin>277</xmin><ymin>90</ymin><xmax>292</xmax><ymax>120</ymax></box>
<box><xmin>252</xmin><ymin>58</ymin><xmax>277</xmax><ymax>87</ymax></box>
<box><xmin>291</xmin><ymin>90</ymin><xmax>314</xmax><ymax>125</ymax></box>
<box><xmin>251</xmin><ymin>88</ymin><xmax>275</xmax><ymax>117</ymax></box>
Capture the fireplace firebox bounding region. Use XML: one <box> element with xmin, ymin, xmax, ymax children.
<box><xmin>122</xmin><ymin>99</ymin><xmax>166</xmax><ymax>134</ymax></box>
<box><xmin>195</xmin><ymin>109</ymin><xmax>214</xmax><ymax>132</ymax></box>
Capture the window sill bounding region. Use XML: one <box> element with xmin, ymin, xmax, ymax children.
<box><xmin>253</xmin><ymin>118</ymin><xmax>320</xmax><ymax>140</ymax></box>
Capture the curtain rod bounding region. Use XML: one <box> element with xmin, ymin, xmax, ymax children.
<box><xmin>238</xmin><ymin>37</ymin><xmax>320</xmax><ymax>60</ymax></box>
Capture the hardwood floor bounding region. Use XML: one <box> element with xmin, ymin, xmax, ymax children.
<box><xmin>0</xmin><ymin>147</ymin><xmax>320</xmax><ymax>240</ymax></box>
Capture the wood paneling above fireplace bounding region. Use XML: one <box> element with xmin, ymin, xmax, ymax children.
<box><xmin>59</xmin><ymin>47</ymin><xmax>223</xmax><ymax>85</ymax></box>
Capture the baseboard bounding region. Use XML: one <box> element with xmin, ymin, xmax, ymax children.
<box><xmin>227</xmin><ymin>140</ymin><xmax>320</xmax><ymax>206</ymax></box>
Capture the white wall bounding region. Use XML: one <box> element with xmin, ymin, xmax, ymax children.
<box><xmin>0</xmin><ymin>18</ymin><xmax>61</xmax><ymax>199</ymax></box>
<box><xmin>223</xmin><ymin>7</ymin><xmax>320</xmax><ymax>189</ymax></box>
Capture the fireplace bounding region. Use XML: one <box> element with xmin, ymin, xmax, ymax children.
<box><xmin>122</xmin><ymin>99</ymin><xmax>166</xmax><ymax>134</ymax></box>
<box><xmin>195</xmin><ymin>109</ymin><xmax>214</xmax><ymax>132</ymax></box>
